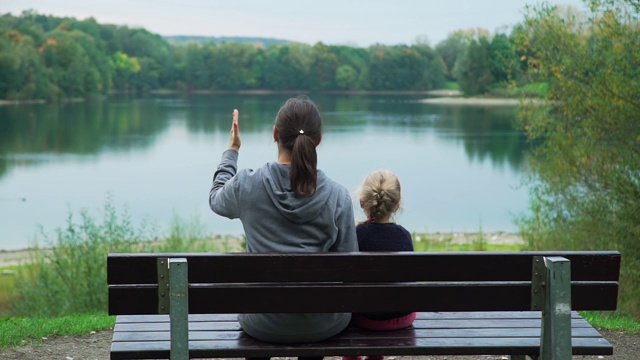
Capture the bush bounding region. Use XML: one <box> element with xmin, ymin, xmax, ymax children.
<box><xmin>8</xmin><ymin>198</ymin><xmax>237</xmax><ymax>317</ymax></box>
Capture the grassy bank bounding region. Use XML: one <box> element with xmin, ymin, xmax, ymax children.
<box><xmin>1</xmin><ymin>199</ymin><xmax>637</xmax><ymax>350</ymax></box>
<box><xmin>0</xmin><ymin>313</ymin><xmax>115</xmax><ymax>348</ymax></box>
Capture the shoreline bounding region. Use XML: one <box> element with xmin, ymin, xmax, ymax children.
<box><xmin>0</xmin><ymin>231</ymin><xmax>523</xmax><ymax>268</ymax></box>
<box><xmin>420</xmin><ymin>96</ymin><xmax>547</xmax><ymax>106</ymax></box>
<box><xmin>0</xmin><ymin>90</ymin><xmax>440</xmax><ymax>105</ymax></box>
<box><xmin>0</xmin><ymin>89</ymin><xmax>538</xmax><ymax>106</ymax></box>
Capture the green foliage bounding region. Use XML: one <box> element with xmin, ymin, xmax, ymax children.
<box><xmin>0</xmin><ymin>12</ymin><xmax>455</xmax><ymax>98</ymax></box>
<box><xmin>455</xmin><ymin>34</ymin><xmax>494</xmax><ymax>95</ymax></box>
<box><xmin>7</xmin><ymin>197</ymin><xmax>236</xmax><ymax>317</ymax></box>
<box><xmin>515</xmin><ymin>1</ymin><xmax>640</xmax><ymax>318</ymax></box>
<box><xmin>435</xmin><ymin>30</ymin><xmax>469</xmax><ymax>80</ymax></box>
<box><xmin>488</xmin><ymin>33</ymin><xmax>520</xmax><ymax>83</ymax></box>
<box><xmin>519</xmin><ymin>82</ymin><xmax>548</xmax><ymax>97</ymax></box>
<box><xmin>8</xmin><ymin>198</ymin><xmax>154</xmax><ymax>317</ymax></box>
<box><xmin>411</xmin><ymin>233</ymin><xmax>523</xmax><ymax>252</ymax></box>
<box><xmin>1</xmin><ymin>10</ymin><xmax>582</xmax><ymax>98</ymax></box>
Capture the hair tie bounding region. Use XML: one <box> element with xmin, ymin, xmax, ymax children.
<box><xmin>299</xmin><ymin>130</ymin><xmax>305</xmax><ymax>135</ymax></box>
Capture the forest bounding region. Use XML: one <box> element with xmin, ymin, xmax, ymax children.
<box><xmin>0</xmin><ymin>11</ymin><xmax>526</xmax><ymax>100</ymax></box>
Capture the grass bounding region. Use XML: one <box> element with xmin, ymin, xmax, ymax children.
<box><xmin>412</xmin><ymin>232</ymin><xmax>523</xmax><ymax>252</ymax></box>
<box><xmin>487</xmin><ymin>81</ymin><xmax>550</xmax><ymax>98</ymax></box>
<box><xmin>0</xmin><ymin>265</ymin><xmax>20</xmax><ymax>310</ymax></box>
<box><xmin>519</xmin><ymin>82</ymin><xmax>549</xmax><ymax>97</ymax></box>
<box><xmin>442</xmin><ymin>81</ymin><xmax>460</xmax><ymax>90</ymax></box>
<box><xmin>0</xmin><ymin>313</ymin><xmax>115</xmax><ymax>349</ymax></box>
<box><xmin>582</xmin><ymin>312</ymin><xmax>640</xmax><ymax>334</ymax></box>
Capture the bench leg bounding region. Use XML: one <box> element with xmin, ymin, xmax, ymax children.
<box><xmin>540</xmin><ymin>257</ymin><xmax>572</xmax><ymax>360</ymax></box>
<box><xmin>169</xmin><ymin>258</ymin><xmax>189</xmax><ymax>360</ymax></box>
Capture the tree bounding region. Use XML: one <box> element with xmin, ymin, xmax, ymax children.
<box><xmin>263</xmin><ymin>43</ymin><xmax>312</xmax><ymax>90</ymax></box>
<box><xmin>488</xmin><ymin>33</ymin><xmax>519</xmax><ymax>83</ymax></box>
<box><xmin>367</xmin><ymin>45</ymin><xmax>444</xmax><ymax>91</ymax></box>
<box><xmin>515</xmin><ymin>0</ymin><xmax>640</xmax><ymax>318</ymax></box>
<box><xmin>455</xmin><ymin>32</ymin><xmax>493</xmax><ymax>95</ymax></box>
<box><xmin>435</xmin><ymin>30</ymin><xmax>469</xmax><ymax>80</ymax></box>
<box><xmin>335</xmin><ymin>65</ymin><xmax>358</xmax><ymax>90</ymax></box>
<box><xmin>309</xmin><ymin>42</ymin><xmax>339</xmax><ymax>90</ymax></box>
<box><xmin>212</xmin><ymin>42</ymin><xmax>263</xmax><ymax>89</ymax></box>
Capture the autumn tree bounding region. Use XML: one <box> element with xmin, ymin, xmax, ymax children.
<box><xmin>515</xmin><ymin>0</ymin><xmax>640</xmax><ymax>317</ymax></box>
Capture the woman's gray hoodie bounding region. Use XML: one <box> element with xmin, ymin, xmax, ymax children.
<box><xmin>209</xmin><ymin>149</ymin><xmax>358</xmax><ymax>343</ymax></box>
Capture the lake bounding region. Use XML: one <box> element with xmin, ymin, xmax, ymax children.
<box><xmin>0</xmin><ymin>94</ymin><xmax>531</xmax><ymax>250</ymax></box>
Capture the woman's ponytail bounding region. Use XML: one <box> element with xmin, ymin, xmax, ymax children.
<box><xmin>291</xmin><ymin>134</ymin><xmax>318</xmax><ymax>197</ymax></box>
<box><xmin>275</xmin><ymin>97</ymin><xmax>323</xmax><ymax>197</ymax></box>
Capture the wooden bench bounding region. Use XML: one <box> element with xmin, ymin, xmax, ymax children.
<box><xmin>107</xmin><ymin>251</ymin><xmax>621</xmax><ymax>360</ymax></box>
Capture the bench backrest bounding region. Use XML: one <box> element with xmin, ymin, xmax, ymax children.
<box><xmin>107</xmin><ymin>251</ymin><xmax>620</xmax><ymax>315</ymax></box>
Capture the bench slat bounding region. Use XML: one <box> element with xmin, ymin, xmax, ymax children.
<box><xmin>109</xmin><ymin>281</ymin><xmax>619</xmax><ymax>314</ymax></box>
<box><xmin>113</xmin><ymin>318</ymin><xmax>595</xmax><ymax>333</ymax></box>
<box><xmin>113</xmin><ymin>326</ymin><xmax>605</xmax><ymax>342</ymax></box>
<box><xmin>112</xmin><ymin>311</ymin><xmax>588</xmax><ymax>323</ymax></box>
<box><xmin>108</xmin><ymin>251</ymin><xmax>621</xmax><ymax>284</ymax></box>
<box><xmin>111</xmin><ymin>337</ymin><xmax>612</xmax><ymax>360</ymax></box>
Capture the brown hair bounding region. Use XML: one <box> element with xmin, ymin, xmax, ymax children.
<box><xmin>275</xmin><ymin>96</ymin><xmax>323</xmax><ymax>197</ymax></box>
<box><xmin>359</xmin><ymin>170</ymin><xmax>402</xmax><ymax>222</ymax></box>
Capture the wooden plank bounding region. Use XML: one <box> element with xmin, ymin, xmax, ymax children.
<box><xmin>113</xmin><ymin>318</ymin><xmax>593</xmax><ymax>332</ymax></box>
<box><xmin>115</xmin><ymin>322</ymin><xmax>242</xmax><ymax>332</ymax></box>
<box><xmin>109</xmin><ymin>281</ymin><xmax>619</xmax><ymax>315</ymax></box>
<box><xmin>112</xmin><ymin>327</ymin><xmax>605</xmax><ymax>342</ymax></box>
<box><xmin>113</xmin><ymin>313</ymin><xmax>592</xmax><ymax>326</ymax></box>
<box><xmin>107</xmin><ymin>251</ymin><xmax>621</xmax><ymax>284</ymax></box>
<box><xmin>113</xmin><ymin>311</ymin><xmax>588</xmax><ymax>323</ymax></box>
<box><xmin>110</xmin><ymin>336</ymin><xmax>613</xmax><ymax>360</ymax></box>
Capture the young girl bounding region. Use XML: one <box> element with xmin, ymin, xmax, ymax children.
<box><xmin>343</xmin><ymin>169</ymin><xmax>416</xmax><ymax>360</ymax></box>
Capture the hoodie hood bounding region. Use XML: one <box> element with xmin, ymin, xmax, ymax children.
<box><xmin>262</xmin><ymin>162</ymin><xmax>332</xmax><ymax>224</ymax></box>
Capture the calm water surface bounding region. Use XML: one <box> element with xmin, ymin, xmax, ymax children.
<box><xmin>0</xmin><ymin>94</ymin><xmax>530</xmax><ymax>250</ymax></box>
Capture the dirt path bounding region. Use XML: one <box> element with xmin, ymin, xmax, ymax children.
<box><xmin>1</xmin><ymin>328</ymin><xmax>638</xmax><ymax>360</ymax></box>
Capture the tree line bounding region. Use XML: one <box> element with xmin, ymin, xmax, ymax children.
<box><xmin>1</xmin><ymin>11</ymin><xmax>531</xmax><ymax>100</ymax></box>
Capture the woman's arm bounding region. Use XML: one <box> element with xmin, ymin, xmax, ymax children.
<box><xmin>209</xmin><ymin>109</ymin><xmax>242</xmax><ymax>219</ymax></box>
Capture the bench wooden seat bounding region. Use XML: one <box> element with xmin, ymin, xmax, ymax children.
<box><xmin>111</xmin><ymin>312</ymin><xmax>613</xmax><ymax>359</ymax></box>
<box><xmin>107</xmin><ymin>251</ymin><xmax>621</xmax><ymax>360</ymax></box>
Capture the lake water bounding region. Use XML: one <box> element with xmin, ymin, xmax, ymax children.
<box><xmin>0</xmin><ymin>94</ymin><xmax>531</xmax><ymax>250</ymax></box>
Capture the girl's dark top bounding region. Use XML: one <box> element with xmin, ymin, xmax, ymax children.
<box><xmin>356</xmin><ymin>221</ymin><xmax>414</xmax><ymax>320</ymax></box>
<box><xmin>357</xmin><ymin>222</ymin><xmax>414</xmax><ymax>252</ymax></box>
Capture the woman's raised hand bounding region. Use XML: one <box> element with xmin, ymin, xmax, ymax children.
<box><xmin>229</xmin><ymin>109</ymin><xmax>241</xmax><ymax>151</ymax></box>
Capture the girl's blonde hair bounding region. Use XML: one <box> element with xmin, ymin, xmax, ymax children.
<box><xmin>358</xmin><ymin>169</ymin><xmax>402</xmax><ymax>222</ymax></box>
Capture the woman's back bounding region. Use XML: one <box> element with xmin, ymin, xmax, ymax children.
<box><xmin>211</xmin><ymin>154</ymin><xmax>356</xmax><ymax>253</ymax></box>
<box><xmin>209</xmin><ymin>97</ymin><xmax>358</xmax><ymax>343</ymax></box>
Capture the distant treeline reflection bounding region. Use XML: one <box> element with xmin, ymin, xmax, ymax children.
<box><xmin>0</xmin><ymin>95</ymin><xmax>528</xmax><ymax>179</ymax></box>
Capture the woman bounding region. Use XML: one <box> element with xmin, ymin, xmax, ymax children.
<box><xmin>209</xmin><ymin>96</ymin><xmax>358</xmax><ymax>348</ymax></box>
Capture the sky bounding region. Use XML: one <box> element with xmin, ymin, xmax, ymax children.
<box><xmin>3</xmin><ymin>0</ymin><xmax>588</xmax><ymax>46</ymax></box>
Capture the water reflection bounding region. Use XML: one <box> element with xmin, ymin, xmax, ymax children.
<box><xmin>0</xmin><ymin>94</ymin><xmax>530</xmax><ymax>249</ymax></box>
<box><xmin>0</xmin><ymin>95</ymin><xmax>528</xmax><ymax>178</ymax></box>
<box><xmin>0</xmin><ymin>98</ymin><xmax>170</xmax><ymax>178</ymax></box>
